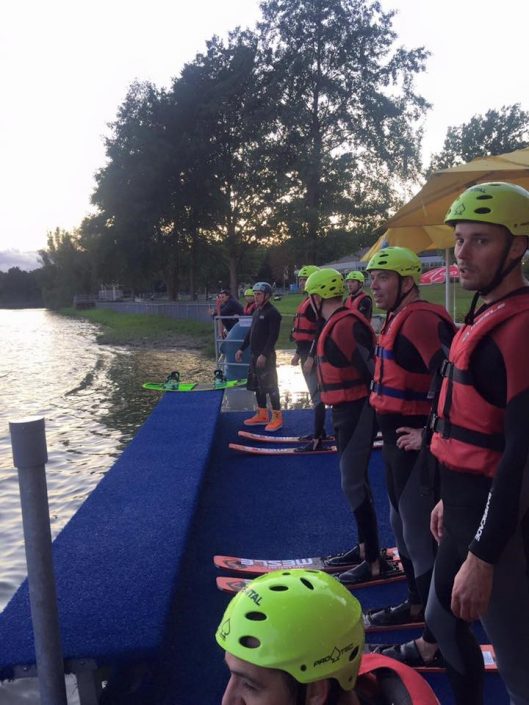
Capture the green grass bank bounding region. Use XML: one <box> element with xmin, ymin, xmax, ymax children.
<box><xmin>63</xmin><ymin>282</ymin><xmax>471</xmax><ymax>353</ymax></box>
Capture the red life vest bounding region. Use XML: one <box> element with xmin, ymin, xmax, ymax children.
<box><xmin>431</xmin><ymin>295</ymin><xmax>529</xmax><ymax>477</ymax></box>
<box><xmin>370</xmin><ymin>301</ymin><xmax>453</xmax><ymax>417</ymax></box>
<box><xmin>291</xmin><ymin>297</ymin><xmax>319</xmax><ymax>343</ymax></box>
<box><xmin>316</xmin><ymin>308</ymin><xmax>375</xmax><ymax>406</ymax></box>
<box><xmin>345</xmin><ymin>291</ymin><xmax>371</xmax><ymax>317</ymax></box>
<box><xmin>243</xmin><ymin>302</ymin><xmax>256</xmax><ymax>315</ymax></box>
<box><xmin>358</xmin><ymin>653</ymin><xmax>440</xmax><ymax>705</ymax></box>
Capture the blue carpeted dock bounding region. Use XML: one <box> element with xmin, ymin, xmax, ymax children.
<box><xmin>0</xmin><ymin>395</ymin><xmax>509</xmax><ymax>704</ymax></box>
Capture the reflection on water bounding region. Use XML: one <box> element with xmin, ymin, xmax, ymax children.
<box><xmin>0</xmin><ymin>310</ymin><xmax>310</xmax><ymax>704</ymax></box>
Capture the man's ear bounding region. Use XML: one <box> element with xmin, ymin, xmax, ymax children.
<box><xmin>304</xmin><ymin>679</ymin><xmax>330</xmax><ymax>705</ymax></box>
<box><xmin>510</xmin><ymin>235</ymin><xmax>529</xmax><ymax>259</ymax></box>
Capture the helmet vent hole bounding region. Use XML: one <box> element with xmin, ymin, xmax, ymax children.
<box><xmin>300</xmin><ymin>577</ymin><xmax>314</xmax><ymax>590</ymax></box>
<box><xmin>476</xmin><ymin>194</ymin><xmax>493</xmax><ymax>200</ymax></box>
<box><xmin>245</xmin><ymin>611</ymin><xmax>266</xmax><ymax>621</ymax></box>
<box><xmin>239</xmin><ymin>636</ymin><xmax>260</xmax><ymax>649</ymax></box>
<box><xmin>349</xmin><ymin>646</ymin><xmax>359</xmax><ymax>662</ymax></box>
<box><xmin>269</xmin><ymin>584</ymin><xmax>289</xmax><ymax>592</ymax></box>
<box><xmin>474</xmin><ymin>207</ymin><xmax>492</xmax><ymax>214</ymax></box>
<box><xmin>300</xmin><ymin>664</ymin><xmax>307</xmax><ymax>672</ymax></box>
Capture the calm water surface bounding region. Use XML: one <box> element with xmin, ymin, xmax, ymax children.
<box><xmin>0</xmin><ymin>308</ymin><xmax>307</xmax><ymax>703</ymax></box>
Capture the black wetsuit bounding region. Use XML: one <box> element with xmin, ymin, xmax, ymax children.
<box><xmin>427</xmin><ymin>288</ymin><xmax>529</xmax><ymax>705</ymax></box>
<box><xmin>218</xmin><ymin>297</ymin><xmax>244</xmax><ymax>332</ymax></box>
<box><xmin>240</xmin><ymin>301</ymin><xmax>282</xmax><ymax>410</ymax></box>
<box><xmin>320</xmin><ymin>310</ymin><xmax>380</xmax><ymax>564</ymax></box>
<box><xmin>375</xmin><ymin>307</ymin><xmax>455</xmax><ymax>644</ymax></box>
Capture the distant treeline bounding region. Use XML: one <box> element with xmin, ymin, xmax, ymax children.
<box><xmin>0</xmin><ymin>267</ymin><xmax>43</xmax><ymax>308</ymax></box>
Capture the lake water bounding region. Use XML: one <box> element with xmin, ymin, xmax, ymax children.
<box><xmin>0</xmin><ymin>308</ymin><xmax>307</xmax><ymax>703</ymax></box>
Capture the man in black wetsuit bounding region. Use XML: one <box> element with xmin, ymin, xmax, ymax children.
<box><xmin>426</xmin><ymin>182</ymin><xmax>529</xmax><ymax>705</ymax></box>
<box><xmin>235</xmin><ymin>282</ymin><xmax>283</xmax><ymax>432</ymax></box>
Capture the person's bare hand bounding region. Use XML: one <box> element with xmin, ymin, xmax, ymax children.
<box><xmin>396</xmin><ymin>426</ymin><xmax>422</xmax><ymax>451</ymax></box>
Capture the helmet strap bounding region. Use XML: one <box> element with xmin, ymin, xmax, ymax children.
<box><xmin>309</xmin><ymin>294</ymin><xmax>324</xmax><ymax>320</ymax></box>
<box><xmin>464</xmin><ymin>232</ymin><xmax>522</xmax><ymax>324</ymax></box>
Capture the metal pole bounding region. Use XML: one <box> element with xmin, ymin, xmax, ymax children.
<box><xmin>9</xmin><ymin>417</ymin><xmax>67</xmax><ymax>705</ymax></box>
<box><xmin>444</xmin><ymin>248</ymin><xmax>451</xmax><ymax>316</ymax></box>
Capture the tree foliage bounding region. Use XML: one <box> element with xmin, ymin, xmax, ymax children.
<box><xmin>34</xmin><ymin>0</ymin><xmax>431</xmax><ymax>303</ymax></box>
<box><xmin>429</xmin><ymin>104</ymin><xmax>529</xmax><ymax>172</ymax></box>
<box><xmin>258</xmin><ymin>0</ymin><xmax>429</xmax><ymax>261</ymax></box>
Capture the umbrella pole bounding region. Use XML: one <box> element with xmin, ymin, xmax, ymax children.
<box><xmin>445</xmin><ymin>248</ymin><xmax>451</xmax><ymax>317</ymax></box>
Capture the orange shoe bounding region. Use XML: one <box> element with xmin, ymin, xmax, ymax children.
<box><xmin>265</xmin><ymin>410</ymin><xmax>283</xmax><ymax>432</ymax></box>
<box><xmin>243</xmin><ymin>407</ymin><xmax>269</xmax><ymax>426</ymax></box>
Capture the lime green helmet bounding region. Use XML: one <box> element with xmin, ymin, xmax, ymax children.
<box><xmin>366</xmin><ymin>246</ymin><xmax>421</xmax><ymax>284</ymax></box>
<box><xmin>244</xmin><ymin>288</ymin><xmax>254</xmax><ymax>297</ymax></box>
<box><xmin>445</xmin><ymin>181</ymin><xmax>529</xmax><ymax>236</ymax></box>
<box><xmin>304</xmin><ymin>268</ymin><xmax>345</xmax><ymax>299</ymax></box>
<box><xmin>215</xmin><ymin>569</ymin><xmax>364</xmax><ymax>690</ymax></box>
<box><xmin>297</xmin><ymin>265</ymin><xmax>320</xmax><ymax>279</ymax></box>
<box><xmin>345</xmin><ymin>271</ymin><xmax>365</xmax><ymax>284</ymax></box>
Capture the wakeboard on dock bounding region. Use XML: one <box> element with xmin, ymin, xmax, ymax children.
<box><xmin>213</xmin><ymin>546</ymin><xmax>400</xmax><ymax>575</ymax></box>
<box><xmin>229</xmin><ymin>442</ymin><xmax>338</xmax><ymax>455</ymax></box>
<box><xmin>143</xmin><ymin>369</ymin><xmax>246</xmax><ymax>392</ymax></box>
<box><xmin>216</xmin><ymin>562</ymin><xmax>405</xmax><ymax>593</ymax></box>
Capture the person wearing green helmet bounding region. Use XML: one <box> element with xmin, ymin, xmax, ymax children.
<box><xmin>216</xmin><ymin>568</ymin><xmax>440</xmax><ymax>705</ymax></box>
<box><xmin>344</xmin><ymin>271</ymin><xmax>373</xmax><ymax>321</ymax></box>
<box><xmin>424</xmin><ymin>182</ymin><xmax>529</xmax><ymax>705</ymax></box>
<box><xmin>304</xmin><ymin>268</ymin><xmax>388</xmax><ymax>584</ymax></box>
<box><xmin>364</xmin><ymin>247</ymin><xmax>455</xmax><ymax>662</ymax></box>
<box><xmin>290</xmin><ymin>265</ymin><xmax>329</xmax><ymax>450</ymax></box>
<box><xmin>242</xmin><ymin>288</ymin><xmax>257</xmax><ymax>316</ymax></box>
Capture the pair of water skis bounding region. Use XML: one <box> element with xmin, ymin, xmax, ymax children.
<box><xmin>230</xmin><ymin>430</ymin><xmax>383</xmax><ymax>455</ymax></box>
<box><xmin>213</xmin><ymin>549</ymin><xmax>497</xmax><ymax>673</ymax></box>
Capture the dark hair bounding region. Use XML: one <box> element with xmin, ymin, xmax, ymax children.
<box><xmin>219</xmin><ymin>289</ymin><xmax>231</xmax><ymax>295</ymax></box>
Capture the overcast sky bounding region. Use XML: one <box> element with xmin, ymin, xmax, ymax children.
<box><xmin>1</xmin><ymin>0</ymin><xmax>528</xmax><ymax>261</ymax></box>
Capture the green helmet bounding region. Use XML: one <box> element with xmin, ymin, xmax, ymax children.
<box><xmin>244</xmin><ymin>288</ymin><xmax>254</xmax><ymax>297</ymax></box>
<box><xmin>304</xmin><ymin>268</ymin><xmax>345</xmax><ymax>299</ymax></box>
<box><xmin>297</xmin><ymin>265</ymin><xmax>320</xmax><ymax>279</ymax></box>
<box><xmin>215</xmin><ymin>569</ymin><xmax>364</xmax><ymax>690</ymax></box>
<box><xmin>445</xmin><ymin>181</ymin><xmax>529</xmax><ymax>236</ymax></box>
<box><xmin>366</xmin><ymin>246</ymin><xmax>421</xmax><ymax>284</ymax></box>
<box><xmin>345</xmin><ymin>271</ymin><xmax>365</xmax><ymax>284</ymax></box>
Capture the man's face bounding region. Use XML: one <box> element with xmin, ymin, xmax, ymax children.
<box><xmin>298</xmin><ymin>277</ymin><xmax>307</xmax><ymax>293</ymax></box>
<box><xmin>346</xmin><ymin>279</ymin><xmax>361</xmax><ymax>295</ymax></box>
<box><xmin>454</xmin><ymin>221</ymin><xmax>514</xmax><ymax>292</ymax></box>
<box><xmin>219</xmin><ymin>292</ymin><xmax>229</xmax><ymax>304</ymax></box>
<box><xmin>369</xmin><ymin>270</ymin><xmax>402</xmax><ymax>311</ymax></box>
<box><xmin>254</xmin><ymin>291</ymin><xmax>267</xmax><ymax>307</ymax></box>
<box><xmin>222</xmin><ymin>653</ymin><xmax>295</xmax><ymax>705</ymax></box>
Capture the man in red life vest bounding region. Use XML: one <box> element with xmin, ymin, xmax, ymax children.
<box><xmin>290</xmin><ymin>265</ymin><xmax>329</xmax><ymax>450</ymax></box>
<box><xmin>426</xmin><ymin>182</ymin><xmax>529</xmax><ymax>705</ymax></box>
<box><xmin>344</xmin><ymin>271</ymin><xmax>373</xmax><ymax>321</ymax></box>
<box><xmin>304</xmin><ymin>268</ymin><xmax>387</xmax><ymax>581</ymax></box>
<box><xmin>364</xmin><ymin>247</ymin><xmax>455</xmax><ymax>662</ymax></box>
<box><xmin>216</xmin><ymin>568</ymin><xmax>440</xmax><ymax>705</ymax></box>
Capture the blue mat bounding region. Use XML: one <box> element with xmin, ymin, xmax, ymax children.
<box><xmin>128</xmin><ymin>409</ymin><xmax>508</xmax><ymax>705</ymax></box>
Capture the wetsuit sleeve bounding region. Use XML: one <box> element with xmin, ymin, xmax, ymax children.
<box><xmin>261</xmin><ymin>307</ymin><xmax>281</xmax><ymax>358</ymax></box>
<box><xmin>358</xmin><ymin>296</ymin><xmax>373</xmax><ymax>321</ymax></box>
<box><xmin>469</xmin><ymin>317</ymin><xmax>529</xmax><ymax>564</ymax></box>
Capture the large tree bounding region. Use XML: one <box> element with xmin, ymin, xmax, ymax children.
<box><xmin>258</xmin><ymin>0</ymin><xmax>429</xmax><ymax>261</ymax></box>
<box><xmin>429</xmin><ymin>104</ymin><xmax>529</xmax><ymax>172</ymax></box>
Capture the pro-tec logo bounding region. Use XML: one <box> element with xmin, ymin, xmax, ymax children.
<box><xmin>313</xmin><ymin>643</ymin><xmax>355</xmax><ymax>668</ymax></box>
